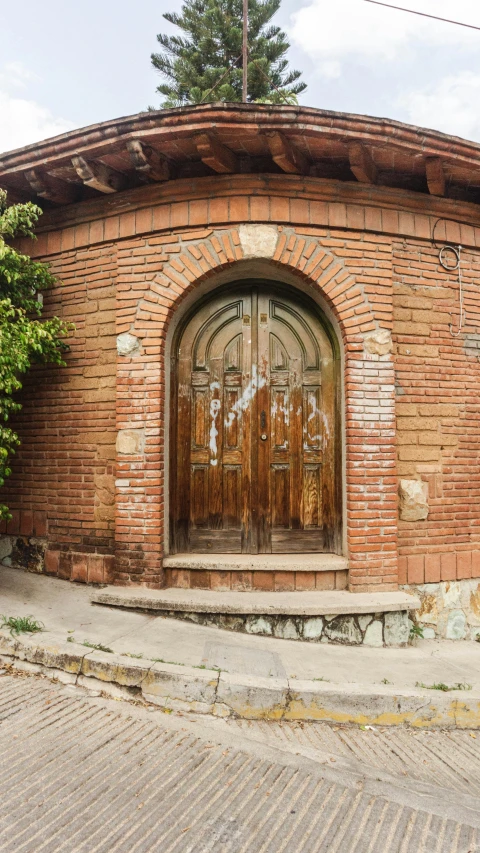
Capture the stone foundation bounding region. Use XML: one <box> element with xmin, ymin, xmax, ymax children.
<box><xmin>406</xmin><ymin>580</ymin><xmax>480</xmax><ymax>640</ymax></box>
<box><xmin>0</xmin><ymin>534</ymin><xmax>46</xmax><ymax>573</ymax></box>
<box><xmin>0</xmin><ymin>535</ymin><xmax>114</xmax><ymax>584</ymax></box>
<box><xmin>160</xmin><ymin>609</ymin><xmax>410</xmax><ymax>647</ymax></box>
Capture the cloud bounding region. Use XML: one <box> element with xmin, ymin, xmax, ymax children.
<box><xmin>398</xmin><ymin>71</ymin><xmax>480</xmax><ymax>141</ymax></box>
<box><xmin>0</xmin><ymin>63</ymin><xmax>74</xmax><ymax>154</ymax></box>
<box><xmin>290</xmin><ymin>0</ymin><xmax>480</xmax><ymax>68</ymax></box>
<box><xmin>0</xmin><ymin>61</ymin><xmax>38</xmax><ymax>90</ymax></box>
<box><xmin>0</xmin><ymin>91</ymin><xmax>75</xmax><ymax>154</ymax></box>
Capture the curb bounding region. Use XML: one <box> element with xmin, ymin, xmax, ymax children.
<box><xmin>1</xmin><ymin>629</ymin><xmax>480</xmax><ymax>729</ymax></box>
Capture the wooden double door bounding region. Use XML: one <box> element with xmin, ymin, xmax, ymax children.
<box><xmin>171</xmin><ymin>284</ymin><xmax>340</xmax><ymax>554</ymax></box>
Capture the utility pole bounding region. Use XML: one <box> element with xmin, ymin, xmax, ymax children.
<box><xmin>242</xmin><ymin>0</ymin><xmax>248</xmax><ymax>102</ymax></box>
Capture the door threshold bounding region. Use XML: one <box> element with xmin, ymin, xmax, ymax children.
<box><xmin>163</xmin><ymin>553</ymin><xmax>348</xmax><ymax>573</ymax></box>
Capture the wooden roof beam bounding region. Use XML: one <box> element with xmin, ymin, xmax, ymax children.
<box><xmin>348</xmin><ymin>142</ymin><xmax>377</xmax><ymax>184</ymax></box>
<box><xmin>266</xmin><ymin>131</ymin><xmax>309</xmax><ymax>175</ymax></box>
<box><xmin>195</xmin><ymin>133</ymin><xmax>238</xmax><ymax>174</ymax></box>
<box><xmin>24</xmin><ymin>169</ymin><xmax>76</xmax><ymax>204</ymax></box>
<box><xmin>126</xmin><ymin>139</ymin><xmax>170</xmax><ymax>182</ymax></box>
<box><xmin>426</xmin><ymin>157</ymin><xmax>446</xmax><ymax>196</ymax></box>
<box><xmin>71</xmin><ymin>156</ymin><xmax>127</xmax><ymax>193</ymax></box>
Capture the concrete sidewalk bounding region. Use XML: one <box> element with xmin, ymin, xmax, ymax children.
<box><xmin>2</xmin><ymin>565</ymin><xmax>480</xmax><ymax>727</ymax></box>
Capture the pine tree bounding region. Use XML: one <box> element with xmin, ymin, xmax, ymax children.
<box><xmin>151</xmin><ymin>0</ymin><xmax>306</xmax><ymax>108</ymax></box>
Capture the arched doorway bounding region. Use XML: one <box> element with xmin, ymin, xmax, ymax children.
<box><xmin>170</xmin><ymin>282</ymin><xmax>341</xmax><ymax>555</ymax></box>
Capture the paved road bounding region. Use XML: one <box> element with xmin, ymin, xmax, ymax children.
<box><xmin>1</xmin><ymin>671</ymin><xmax>480</xmax><ymax>853</ymax></box>
<box><xmin>225</xmin><ymin>717</ymin><xmax>480</xmax><ymax>795</ymax></box>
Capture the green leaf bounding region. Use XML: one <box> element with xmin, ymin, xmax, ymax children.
<box><xmin>0</xmin><ymin>193</ymin><xmax>73</xmax><ymax>515</ymax></box>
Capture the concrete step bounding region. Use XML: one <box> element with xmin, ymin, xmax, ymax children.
<box><xmin>92</xmin><ymin>587</ymin><xmax>419</xmax><ymax>617</ymax></box>
<box><xmin>163</xmin><ymin>553</ymin><xmax>348</xmax><ymax>573</ymax></box>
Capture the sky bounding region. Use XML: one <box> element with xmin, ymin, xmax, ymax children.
<box><xmin>1</xmin><ymin>0</ymin><xmax>480</xmax><ymax>154</ymax></box>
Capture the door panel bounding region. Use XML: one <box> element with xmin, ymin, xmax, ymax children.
<box><xmin>174</xmin><ymin>292</ymin><xmax>252</xmax><ymax>553</ymax></box>
<box><xmin>171</xmin><ymin>285</ymin><xmax>339</xmax><ymax>554</ymax></box>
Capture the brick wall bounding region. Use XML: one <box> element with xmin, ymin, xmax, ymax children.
<box><xmin>393</xmin><ymin>239</ymin><xmax>480</xmax><ymax>585</ymax></box>
<box><xmin>0</xmin><ymin>241</ymin><xmax>117</xmax><ymax>584</ymax></box>
<box><xmin>111</xmin><ymin>221</ymin><xmax>396</xmax><ymax>590</ymax></box>
<box><xmin>6</xmin><ymin>172</ymin><xmax>480</xmax><ymax>589</ymax></box>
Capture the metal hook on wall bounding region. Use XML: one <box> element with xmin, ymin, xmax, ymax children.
<box><xmin>438</xmin><ymin>244</ymin><xmax>463</xmax><ymax>337</ymax></box>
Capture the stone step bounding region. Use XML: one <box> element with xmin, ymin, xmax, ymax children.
<box><xmin>92</xmin><ymin>588</ymin><xmax>420</xmax><ymax>646</ymax></box>
<box><xmin>92</xmin><ymin>587</ymin><xmax>419</xmax><ymax>617</ymax></box>
<box><xmin>163</xmin><ymin>553</ymin><xmax>348</xmax><ymax>573</ymax></box>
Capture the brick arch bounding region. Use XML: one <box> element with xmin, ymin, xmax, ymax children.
<box><xmin>115</xmin><ymin>224</ymin><xmax>398</xmax><ymax>593</ymax></box>
<box><xmin>129</xmin><ymin>226</ymin><xmax>378</xmax><ymax>349</ymax></box>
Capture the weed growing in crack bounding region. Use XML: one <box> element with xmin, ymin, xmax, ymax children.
<box><xmin>312</xmin><ymin>677</ymin><xmax>330</xmax><ymax>682</ymax></box>
<box><xmin>151</xmin><ymin>657</ymin><xmax>222</xmax><ymax>671</ymax></box>
<box><xmin>82</xmin><ymin>640</ymin><xmax>114</xmax><ymax>654</ymax></box>
<box><xmin>416</xmin><ymin>681</ymin><xmax>472</xmax><ymax>692</ymax></box>
<box><xmin>381</xmin><ymin>678</ymin><xmax>392</xmax><ymax>684</ymax></box>
<box><xmin>1</xmin><ymin>615</ymin><xmax>44</xmax><ymax>636</ymax></box>
<box><xmin>409</xmin><ymin>624</ymin><xmax>424</xmax><ymax>640</ymax></box>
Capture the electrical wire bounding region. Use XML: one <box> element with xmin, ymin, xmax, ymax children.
<box><xmin>438</xmin><ymin>245</ymin><xmax>464</xmax><ymax>336</ymax></box>
<box><xmin>432</xmin><ymin>218</ymin><xmax>463</xmax><ymax>336</ymax></box>
<box><xmin>432</xmin><ymin>218</ymin><xmax>480</xmax><ymax>339</ymax></box>
<box><xmin>250</xmin><ymin>59</ymin><xmax>293</xmax><ymax>104</ymax></box>
<box><xmin>199</xmin><ymin>53</ymin><xmax>244</xmax><ymax>104</ymax></box>
<box><xmin>364</xmin><ymin>0</ymin><xmax>480</xmax><ymax>32</ymax></box>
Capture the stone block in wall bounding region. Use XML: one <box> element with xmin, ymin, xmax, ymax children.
<box><xmin>384</xmin><ymin>611</ymin><xmax>409</xmax><ymax>645</ymax></box>
<box><xmin>403</xmin><ymin>578</ymin><xmax>480</xmax><ymax>640</ymax></box>
<box><xmin>0</xmin><ymin>535</ymin><xmax>46</xmax><ymax>573</ymax></box>
<box><xmin>399</xmin><ymin>479</ymin><xmax>429</xmax><ymax>521</ymax></box>
<box><xmin>464</xmin><ymin>332</ymin><xmax>480</xmax><ymax>358</ymax></box>
<box><xmin>446</xmin><ymin>610</ymin><xmax>467</xmax><ymax>640</ymax></box>
<box><xmin>239</xmin><ymin>224</ymin><xmax>278</xmax><ymax>258</ymax></box>
<box><xmin>94</xmin><ymin>472</ymin><xmax>115</xmax><ymax>504</ymax></box>
<box><xmin>363</xmin><ymin>329</ymin><xmax>392</xmax><ymax>359</ymax></box>
<box><xmin>94</xmin><ymin>471</ymin><xmax>116</xmax><ymax>524</ymax></box>
<box><xmin>116</xmin><ymin>429</ymin><xmax>145</xmax><ymax>455</ymax></box>
<box><xmin>117</xmin><ymin>332</ymin><xmax>140</xmax><ymax>356</ymax></box>
<box><xmin>160</xmin><ymin>609</ymin><xmax>409</xmax><ymax>647</ymax></box>
<box><xmin>0</xmin><ymin>535</ymin><xmax>12</xmax><ymax>562</ymax></box>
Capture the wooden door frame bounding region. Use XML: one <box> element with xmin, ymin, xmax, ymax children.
<box><xmin>168</xmin><ymin>277</ymin><xmax>343</xmax><ymax>556</ymax></box>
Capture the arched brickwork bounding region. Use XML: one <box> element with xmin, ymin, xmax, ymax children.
<box><xmin>115</xmin><ymin>224</ymin><xmax>397</xmax><ymax>591</ymax></box>
<box><xmin>131</xmin><ymin>227</ymin><xmax>375</xmax><ymax>339</ymax></box>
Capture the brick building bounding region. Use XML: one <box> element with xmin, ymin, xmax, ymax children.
<box><xmin>1</xmin><ymin>103</ymin><xmax>480</xmax><ymax>642</ymax></box>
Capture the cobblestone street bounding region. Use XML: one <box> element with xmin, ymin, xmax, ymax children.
<box><xmin>1</xmin><ymin>672</ymin><xmax>480</xmax><ymax>852</ymax></box>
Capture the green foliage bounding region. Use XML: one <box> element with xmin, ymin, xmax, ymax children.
<box><xmin>1</xmin><ymin>614</ymin><xmax>44</xmax><ymax>635</ymax></box>
<box><xmin>409</xmin><ymin>623</ymin><xmax>424</xmax><ymax>640</ymax></box>
<box><xmin>416</xmin><ymin>681</ymin><xmax>472</xmax><ymax>692</ymax></box>
<box><xmin>151</xmin><ymin>0</ymin><xmax>306</xmax><ymax>107</ymax></box>
<box><xmin>0</xmin><ymin>191</ymin><xmax>71</xmax><ymax>518</ymax></box>
<box><xmin>82</xmin><ymin>640</ymin><xmax>114</xmax><ymax>653</ymax></box>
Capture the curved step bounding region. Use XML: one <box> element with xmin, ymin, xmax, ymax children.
<box><xmin>92</xmin><ymin>587</ymin><xmax>419</xmax><ymax>616</ymax></box>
